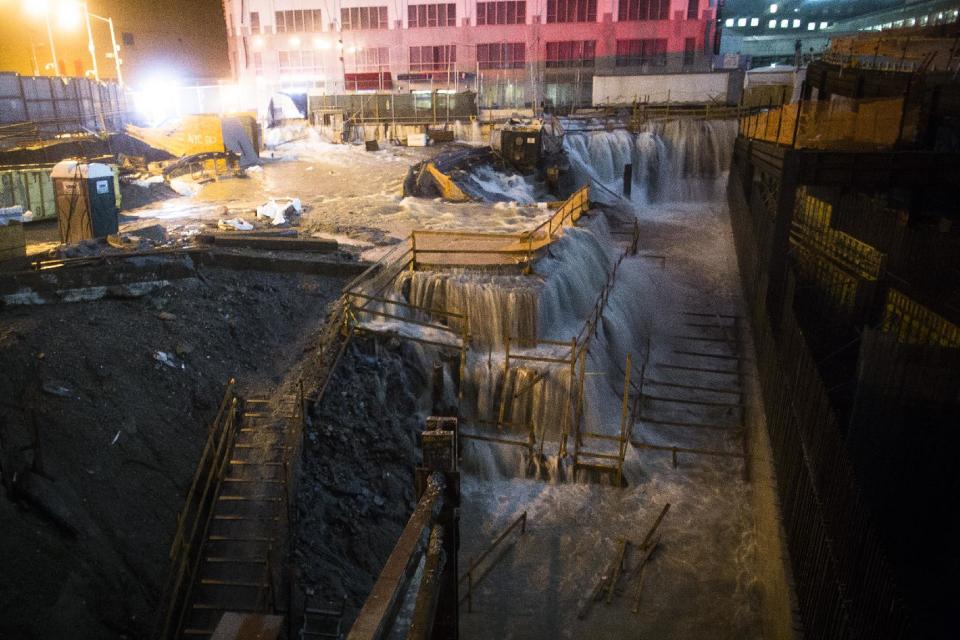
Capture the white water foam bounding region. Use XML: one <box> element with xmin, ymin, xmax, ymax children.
<box><xmin>563</xmin><ymin>119</ymin><xmax>738</xmax><ymax>206</ymax></box>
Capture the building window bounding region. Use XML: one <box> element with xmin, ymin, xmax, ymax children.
<box><xmin>477</xmin><ymin>43</ymin><xmax>525</xmax><ymax>69</ymax></box>
<box><xmin>618</xmin><ymin>0</ymin><xmax>668</xmax><ymax>21</ymax></box>
<box><xmin>546</xmin><ymin>0</ymin><xmax>597</xmax><ymax>23</ymax></box>
<box><xmin>122</xmin><ymin>32</ymin><xmax>135</xmax><ymax>46</ymax></box>
<box><xmin>408</xmin><ymin>3</ymin><xmax>457</xmax><ymax>27</ymax></box>
<box><xmin>683</xmin><ymin>37</ymin><xmax>696</xmax><ymax>66</ymax></box>
<box><xmin>250</xmin><ymin>11</ymin><xmax>260</xmax><ymax>34</ymax></box>
<box><xmin>545</xmin><ymin>40</ymin><xmax>595</xmax><ymax>67</ymax></box>
<box><xmin>253</xmin><ymin>52</ymin><xmax>263</xmax><ymax>74</ymax></box>
<box><xmin>352</xmin><ymin>47</ymin><xmax>390</xmax><ymax>70</ymax></box>
<box><xmin>477</xmin><ymin>1</ymin><xmax>526</xmax><ymax>25</ymax></box>
<box><xmin>278</xmin><ymin>49</ymin><xmax>319</xmax><ymax>73</ymax></box>
<box><xmin>409</xmin><ymin>45</ymin><xmax>456</xmax><ymax>71</ymax></box>
<box><xmin>686</xmin><ymin>0</ymin><xmax>698</xmax><ymax>20</ymax></box>
<box><xmin>275</xmin><ymin>10</ymin><xmax>323</xmax><ymax>33</ymax></box>
<box><xmin>341</xmin><ymin>6</ymin><xmax>389</xmax><ymax>30</ymax></box>
<box><xmin>615</xmin><ymin>39</ymin><xmax>667</xmax><ymax>66</ymax></box>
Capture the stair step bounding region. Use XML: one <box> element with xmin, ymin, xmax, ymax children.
<box><xmin>199</xmin><ymin>579</ymin><xmax>270</xmax><ymax>588</ymax></box>
<box><xmin>573</xmin><ymin>462</ymin><xmax>619</xmax><ymax>472</ymax></box>
<box><xmin>229</xmin><ymin>460</ymin><xmax>284</xmax><ymax>466</ymax></box>
<box><xmin>217</xmin><ymin>495</ymin><xmax>284</xmax><ymax>502</ymax></box>
<box><xmin>577</xmin><ymin>451</ymin><xmax>621</xmax><ymax>461</ymax></box>
<box><xmin>204</xmin><ymin>556</ymin><xmax>269</xmax><ymax>564</ymax></box>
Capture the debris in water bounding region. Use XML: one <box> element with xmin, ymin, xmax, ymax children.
<box><xmin>256</xmin><ymin>197</ymin><xmax>302</xmax><ymax>226</ymax></box>
<box><xmin>41</xmin><ymin>381</ymin><xmax>73</xmax><ymax>398</ymax></box>
<box><xmin>218</xmin><ymin>217</ymin><xmax>254</xmax><ymax>231</ymax></box>
<box><xmin>152</xmin><ymin>351</ymin><xmax>184</xmax><ymax>369</ymax></box>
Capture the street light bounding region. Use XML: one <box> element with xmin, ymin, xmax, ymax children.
<box><xmin>23</xmin><ymin>0</ymin><xmax>61</xmax><ymax>77</ymax></box>
<box><xmin>91</xmin><ymin>12</ymin><xmax>124</xmax><ymax>86</ymax></box>
<box><xmin>69</xmin><ymin>1</ymin><xmax>124</xmax><ymax>85</ymax></box>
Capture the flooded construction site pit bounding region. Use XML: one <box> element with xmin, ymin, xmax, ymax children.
<box><xmin>2</xmin><ymin>116</ymin><xmax>793</xmax><ymax>639</ymax></box>
<box><xmin>290</xmin><ymin>117</ymin><xmax>783</xmax><ymax>638</ymax></box>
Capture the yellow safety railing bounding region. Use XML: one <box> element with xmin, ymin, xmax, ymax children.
<box><xmin>409</xmin><ymin>185</ymin><xmax>590</xmax><ymax>268</ymax></box>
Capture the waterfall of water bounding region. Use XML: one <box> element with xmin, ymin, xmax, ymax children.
<box><xmin>373</xmin><ymin>119</ymin><xmax>737</xmax><ymax>482</ymax></box>
<box><xmin>563</xmin><ymin>118</ymin><xmax>738</xmax><ymax>206</ymax></box>
<box><xmin>453</xmin><ymin>119</ymin><xmax>484</xmax><ymax>145</ymax></box>
<box><xmin>398</xmin><ymin>269</ymin><xmax>540</xmax><ymax>349</ymax></box>
<box><xmin>393</xmin><ymin>220</ymin><xmax>618</xmax><ymax>349</ymax></box>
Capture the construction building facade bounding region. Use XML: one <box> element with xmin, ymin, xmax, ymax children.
<box><xmin>221</xmin><ymin>0</ymin><xmax>718</xmax><ymax>110</ymax></box>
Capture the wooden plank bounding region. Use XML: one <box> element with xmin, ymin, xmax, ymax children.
<box><xmin>347</xmin><ymin>473</ymin><xmax>446</xmax><ymax>640</ymax></box>
<box><xmin>630</xmin><ymin>535</ymin><xmax>661</xmax><ymax>614</ymax></box>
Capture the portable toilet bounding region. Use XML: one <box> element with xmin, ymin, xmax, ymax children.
<box><xmin>50</xmin><ymin>161</ymin><xmax>119</xmax><ymax>244</ymax></box>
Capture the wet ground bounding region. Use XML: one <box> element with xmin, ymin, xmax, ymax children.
<box><xmin>3</xmin><ymin>122</ymin><xmax>791</xmax><ymax>638</ymax></box>
<box><xmin>456</xmin><ymin>199</ymin><xmax>765</xmax><ymax>639</ymax></box>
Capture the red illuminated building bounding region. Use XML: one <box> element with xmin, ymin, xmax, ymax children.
<box><xmin>222</xmin><ymin>0</ymin><xmax>717</xmax><ymax>108</ymax></box>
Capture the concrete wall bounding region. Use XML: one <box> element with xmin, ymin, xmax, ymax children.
<box><xmin>592</xmin><ymin>70</ymin><xmax>743</xmax><ymax>105</ymax></box>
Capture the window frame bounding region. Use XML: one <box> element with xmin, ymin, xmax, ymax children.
<box><xmin>476</xmin><ymin>42</ymin><xmax>526</xmax><ymax>69</ymax></box>
<box><xmin>546</xmin><ymin>0</ymin><xmax>597</xmax><ymax>24</ymax></box>
<box><xmin>614</xmin><ymin>38</ymin><xmax>668</xmax><ymax>67</ymax></box>
<box><xmin>545</xmin><ymin>40</ymin><xmax>596</xmax><ymax>67</ymax></box>
<box><xmin>617</xmin><ymin>0</ymin><xmax>669</xmax><ymax>22</ymax></box>
<box><xmin>408</xmin><ymin>3</ymin><xmax>457</xmax><ymax>28</ymax></box>
<box><xmin>341</xmin><ymin>6</ymin><xmax>389</xmax><ymax>30</ymax></box>
<box><xmin>408</xmin><ymin>45</ymin><xmax>457</xmax><ymax>72</ymax></box>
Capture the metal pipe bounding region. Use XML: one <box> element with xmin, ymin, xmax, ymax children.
<box><xmin>83</xmin><ymin>3</ymin><xmax>98</xmax><ymax>81</ymax></box>
<box><xmin>45</xmin><ymin>15</ymin><xmax>60</xmax><ymax>77</ymax></box>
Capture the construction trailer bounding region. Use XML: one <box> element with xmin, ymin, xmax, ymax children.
<box><xmin>592</xmin><ymin>70</ymin><xmax>745</xmax><ymax>107</ymax></box>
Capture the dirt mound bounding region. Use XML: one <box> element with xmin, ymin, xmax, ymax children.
<box><xmin>0</xmin><ymin>268</ymin><xmax>346</xmax><ymax>639</ymax></box>
<box><xmin>295</xmin><ymin>338</ymin><xmax>430</xmax><ymax>627</ymax></box>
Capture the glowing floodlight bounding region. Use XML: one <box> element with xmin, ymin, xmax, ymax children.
<box><xmin>133</xmin><ymin>72</ymin><xmax>180</xmax><ymax>126</ymax></box>
<box><xmin>23</xmin><ymin>0</ymin><xmax>51</xmax><ymax>17</ymax></box>
<box><xmin>57</xmin><ymin>0</ymin><xmax>83</xmax><ymax>30</ymax></box>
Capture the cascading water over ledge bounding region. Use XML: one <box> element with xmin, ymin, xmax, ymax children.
<box><xmin>564</xmin><ymin>118</ymin><xmax>738</xmax><ymax>206</ymax></box>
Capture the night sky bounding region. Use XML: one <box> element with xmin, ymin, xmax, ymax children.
<box><xmin>0</xmin><ymin>0</ymin><xmax>230</xmax><ymax>82</ymax></box>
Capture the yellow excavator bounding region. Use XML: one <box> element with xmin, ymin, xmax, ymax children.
<box><xmin>124</xmin><ymin>113</ymin><xmax>261</xmax><ymax>179</ymax></box>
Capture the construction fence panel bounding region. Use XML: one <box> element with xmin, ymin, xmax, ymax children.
<box><xmin>0</xmin><ymin>74</ymin><xmax>28</xmax><ymax>124</ymax></box>
<box><xmin>727</xmin><ymin>143</ymin><xmax>913</xmax><ymax>639</ymax></box>
<box><xmin>0</xmin><ymin>73</ymin><xmax>127</xmax><ymax>144</ymax></box>
<box><xmin>847</xmin><ymin>328</ymin><xmax>960</xmax><ymax>547</ymax></box>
